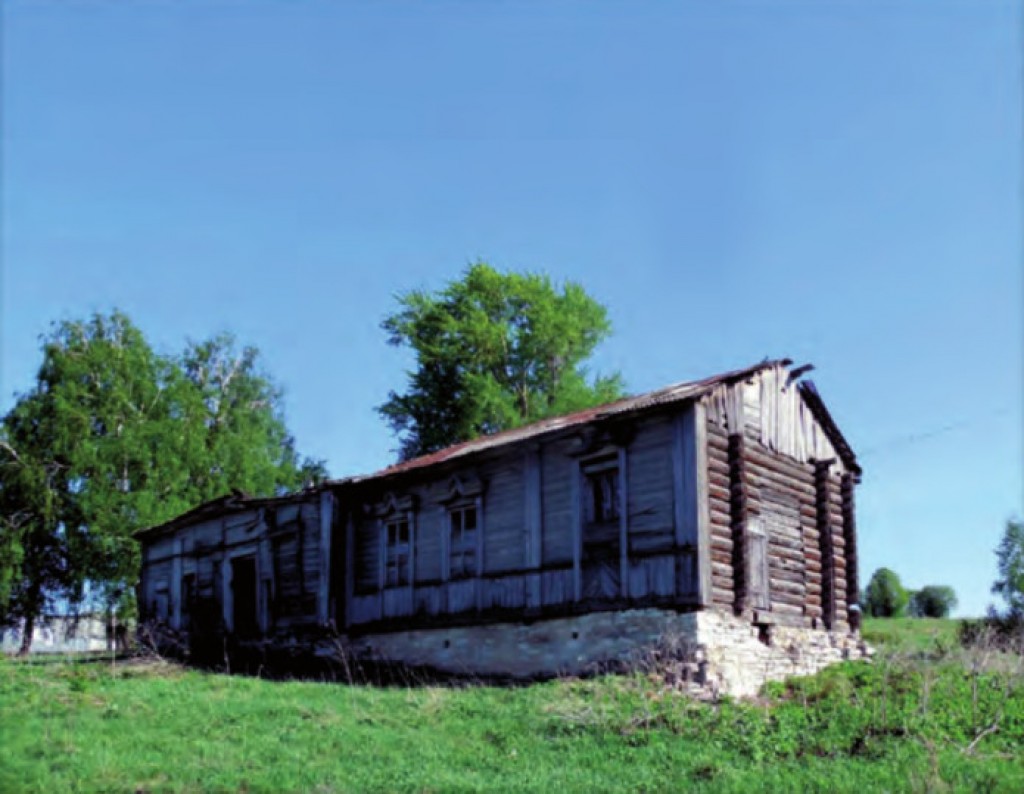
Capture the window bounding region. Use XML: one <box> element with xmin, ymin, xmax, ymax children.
<box><xmin>583</xmin><ymin>456</ymin><xmax>620</xmax><ymax>524</ymax></box>
<box><xmin>384</xmin><ymin>517</ymin><xmax>412</xmax><ymax>587</ymax></box>
<box><xmin>448</xmin><ymin>503</ymin><xmax>478</xmax><ymax>579</ymax></box>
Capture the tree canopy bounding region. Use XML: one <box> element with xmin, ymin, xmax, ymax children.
<box><xmin>378</xmin><ymin>262</ymin><xmax>625</xmax><ymax>460</ymax></box>
<box><xmin>993</xmin><ymin>518</ymin><xmax>1024</xmax><ymax>619</ymax></box>
<box><xmin>0</xmin><ymin>311</ymin><xmax>324</xmax><ymax>652</ymax></box>
<box><xmin>864</xmin><ymin>567</ymin><xmax>909</xmax><ymax>618</ymax></box>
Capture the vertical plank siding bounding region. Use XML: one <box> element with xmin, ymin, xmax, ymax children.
<box><xmin>139</xmin><ymin>363</ymin><xmax>861</xmax><ymax>645</ymax></box>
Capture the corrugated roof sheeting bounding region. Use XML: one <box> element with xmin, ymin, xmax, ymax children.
<box><xmin>137</xmin><ymin>357</ymin><xmax>860</xmax><ymax>537</ymax></box>
<box><xmin>369</xmin><ymin>359</ymin><xmax>791</xmax><ymax>480</ymax></box>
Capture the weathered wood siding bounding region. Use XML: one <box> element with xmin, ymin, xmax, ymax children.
<box><xmin>481</xmin><ymin>457</ymin><xmax>525</xmax><ymax>573</ymax></box>
<box><xmin>344</xmin><ymin>409</ymin><xmax>704</xmax><ymax>631</ymax></box>
<box><xmin>705</xmin><ymin>368</ymin><xmax>859</xmax><ymax>629</ymax></box>
<box><xmin>138</xmin><ymin>496</ymin><xmax>325</xmax><ymax>636</ymax></box>
<box><xmin>627</xmin><ymin>417</ymin><xmax>676</xmax><ymax>556</ymax></box>
<box><xmin>541</xmin><ymin>437</ymin><xmax>575</xmax><ymax>566</ymax></box>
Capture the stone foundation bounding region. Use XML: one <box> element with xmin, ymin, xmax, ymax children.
<box><xmin>346</xmin><ymin>607</ymin><xmax>872</xmax><ymax>698</ymax></box>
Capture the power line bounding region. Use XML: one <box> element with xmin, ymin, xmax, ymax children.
<box><xmin>857</xmin><ymin>406</ymin><xmax>1017</xmax><ymax>459</ymax></box>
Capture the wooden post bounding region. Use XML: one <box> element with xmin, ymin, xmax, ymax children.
<box><xmin>170</xmin><ymin>536</ymin><xmax>183</xmax><ymax>630</ymax></box>
<box><xmin>570</xmin><ymin>461</ymin><xmax>582</xmax><ymax>602</ymax></box>
<box><xmin>318</xmin><ymin>491</ymin><xmax>334</xmax><ymax>626</ymax></box>
<box><xmin>344</xmin><ymin>509</ymin><xmax>355</xmax><ymax>631</ymax></box>
<box><xmin>259</xmin><ymin>535</ymin><xmax>273</xmax><ymax>633</ymax></box>
<box><xmin>676</xmin><ymin>404</ymin><xmax>712</xmax><ymax>606</ymax></box>
<box><xmin>524</xmin><ymin>446</ymin><xmax>543</xmax><ymax>608</ymax></box>
<box><xmin>729</xmin><ymin>432</ymin><xmax>750</xmax><ymax>616</ymax></box>
<box><xmin>841</xmin><ymin>473</ymin><xmax>860</xmax><ymax>626</ymax></box>
<box><xmin>617</xmin><ymin>446</ymin><xmax>629</xmax><ymax>598</ymax></box>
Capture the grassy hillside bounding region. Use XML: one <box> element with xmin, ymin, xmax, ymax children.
<box><xmin>861</xmin><ymin>617</ymin><xmax>960</xmax><ymax>653</ymax></box>
<box><xmin>2</xmin><ymin>621</ymin><xmax>1022</xmax><ymax>793</ymax></box>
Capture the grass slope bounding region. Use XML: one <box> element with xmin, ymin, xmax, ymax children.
<box><xmin>1</xmin><ymin>621</ymin><xmax>1022</xmax><ymax>793</ymax></box>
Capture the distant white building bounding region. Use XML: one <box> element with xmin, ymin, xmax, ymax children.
<box><xmin>0</xmin><ymin>614</ymin><xmax>111</xmax><ymax>654</ymax></box>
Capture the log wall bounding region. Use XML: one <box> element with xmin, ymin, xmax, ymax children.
<box><xmin>705</xmin><ymin>372</ymin><xmax>859</xmax><ymax>631</ymax></box>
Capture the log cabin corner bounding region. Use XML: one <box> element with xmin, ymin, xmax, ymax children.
<box><xmin>135</xmin><ymin>359</ymin><xmax>870</xmax><ymax>697</ymax></box>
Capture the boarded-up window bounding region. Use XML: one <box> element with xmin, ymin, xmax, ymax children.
<box><xmin>384</xmin><ymin>518</ymin><xmax>411</xmax><ymax>588</ymax></box>
<box><xmin>448</xmin><ymin>504</ymin><xmax>478</xmax><ymax>579</ymax></box>
<box><xmin>581</xmin><ymin>454</ymin><xmax>622</xmax><ymax>600</ymax></box>
<box><xmin>584</xmin><ymin>456</ymin><xmax>621</xmax><ymax>524</ymax></box>
<box><xmin>749</xmin><ymin>520</ymin><xmax>770</xmax><ymax>611</ymax></box>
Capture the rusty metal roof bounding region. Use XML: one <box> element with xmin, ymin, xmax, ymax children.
<box><xmin>363</xmin><ymin>358</ymin><xmax>792</xmax><ymax>481</ymax></box>
<box><xmin>138</xmin><ymin>357</ymin><xmax>862</xmax><ymax>540</ymax></box>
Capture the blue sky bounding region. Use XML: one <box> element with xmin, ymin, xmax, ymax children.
<box><xmin>2</xmin><ymin>2</ymin><xmax>1021</xmax><ymax>616</ymax></box>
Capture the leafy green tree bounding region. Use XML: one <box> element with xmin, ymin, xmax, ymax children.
<box><xmin>0</xmin><ymin>312</ymin><xmax>325</xmax><ymax>652</ymax></box>
<box><xmin>864</xmin><ymin>567</ymin><xmax>909</xmax><ymax>618</ymax></box>
<box><xmin>992</xmin><ymin>518</ymin><xmax>1024</xmax><ymax>618</ymax></box>
<box><xmin>379</xmin><ymin>262</ymin><xmax>625</xmax><ymax>460</ymax></box>
<box><xmin>0</xmin><ymin>436</ymin><xmax>72</xmax><ymax>654</ymax></box>
<box><xmin>908</xmin><ymin>585</ymin><xmax>958</xmax><ymax>618</ymax></box>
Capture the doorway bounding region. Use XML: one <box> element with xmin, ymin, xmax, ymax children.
<box><xmin>231</xmin><ymin>556</ymin><xmax>259</xmax><ymax>635</ymax></box>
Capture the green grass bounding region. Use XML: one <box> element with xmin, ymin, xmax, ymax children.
<box><xmin>862</xmin><ymin>617</ymin><xmax>960</xmax><ymax>654</ymax></box>
<box><xmin>1</xmin><ymin>621</ymin><xmax>1022</xmax><ymax>793</ymax></box>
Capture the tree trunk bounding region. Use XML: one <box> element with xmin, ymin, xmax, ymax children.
<box><xmin>17</xmin><ymin>612</ymin><xmax>35</xmax><ymax>656</ymax></box>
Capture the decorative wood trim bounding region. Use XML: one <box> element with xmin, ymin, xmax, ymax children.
<box><xmin>374</xmin><ymin>491</ymin><xmax>416</xmax><ymax>518</ymax></box>
<box><xmin>437</xmin><ymin>472</ymin><xmax>484</xmax><ymax>504</ymax></box>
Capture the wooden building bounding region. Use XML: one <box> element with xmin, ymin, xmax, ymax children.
<box><xmin>136</xmin><ymin>360</ymin><xmax>868</xmax><ymax>695</ymax></box>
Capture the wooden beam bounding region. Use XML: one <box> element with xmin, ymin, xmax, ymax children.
<box><xmin>693</xmin><ymin>401</ymin><xmax>712</xmax><ymax>607</ymax></box>
<box><xmin>570</xmin><ymin>461</ymin><xmax>582</xmax><ymax>602</ymax></box>
<box><xmin>170</xmin><ymin>535</ymin><xmax>183</xmax><ymax>630</ymax></box>
<box><xmin>618</xmin><ymin>446</ymin><xmax>629</xmax><ymax>596</ymax></box>
<box><xmin>344</xmin><ymin>509</ymin><xmax>355</xmax><ymax>630</ymax></box>
<box><xmin>815</xmin><ymin>461</ymin><xmax>837</xmax><ymax>629</ymax></box>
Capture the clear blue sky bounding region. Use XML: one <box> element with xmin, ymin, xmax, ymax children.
<box><xmin>2</xmin><ymin>2</ymin><xmax>1021</xmax><ymax>616</ymax></box>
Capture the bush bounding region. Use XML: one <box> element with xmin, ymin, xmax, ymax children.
<box><xmin>909</xmin><ymin>586</ymin><xmax>958</xmax><ymax>618</ymax></box>
<box><xmin>959</xmin><ymin>610</ymin><xmax>1024</xmax><ymax>650</ymax></box>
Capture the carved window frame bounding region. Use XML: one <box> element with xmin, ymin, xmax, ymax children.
<box><xmin>437</xmin><ymin>474</ymin><xmax>485</xmax><ymax>582</ymax></box>
<box><xmin>375</xmin><ymin>492</ymin><xmax>417</xmax><ymax>592</ymax></box>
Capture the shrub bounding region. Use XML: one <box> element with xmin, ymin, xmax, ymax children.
<box><xmin>909</xmin><ymin>586</ymin><xmax>958</xmax><ymax>618</ymax></box>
